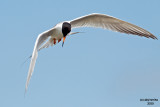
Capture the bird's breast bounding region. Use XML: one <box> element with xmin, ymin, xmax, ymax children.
<box><xmin>52</xmin><ymin>26</ymin><xmax>63</xmax><ymax>40</ymax></box>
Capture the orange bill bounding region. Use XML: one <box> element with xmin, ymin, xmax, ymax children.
<box><xmin>62</xmin><ymin>37</ymin><xmax>66</xmax><ymax>47</ymax></box>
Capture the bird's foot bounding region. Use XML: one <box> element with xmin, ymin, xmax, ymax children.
<box><xmin>58</xmin><ymin>39</ymin><xmax>61</xmax><ymax>43</ymax></box>
<box><xmin>53</xmin><ymin>38</ymin><xmax>56</xmax><ymax>45</ymax></box>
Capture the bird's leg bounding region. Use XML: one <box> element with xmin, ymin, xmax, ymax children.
<box><xmin>58</xmin><ymin>39</ymin><xmax>61</xmax><ymax>43</ymax></box>
<box><xmin>53</xmin><ymin>38</ymin><xmax>56</xmax><ymax>45</ymax></box>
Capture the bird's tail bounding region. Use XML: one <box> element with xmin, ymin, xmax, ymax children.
<box><xmin>21</xmin><ymin>55</ymin><xmax>32</xmax><ymax>67</ymax></box>
<box><xmin>68</xmin><ymin>32</ymin><xmax>85</xmax><ymax>35</ymax></box>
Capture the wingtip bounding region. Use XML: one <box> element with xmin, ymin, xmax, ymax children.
<box><xmin>24</xmin><ymin>86</ymin><xmax>28</xmax><ymax>97</ymax></box>
<box><xmin>154</xmin><ymin>36</ymin><xmax>158</xmax><ymax>40</ymax></box>
<box><xmin>154</xmin><ymin>37</ymin><xmax>158</xmax><ymax>40</ymax></box>
<box><xmin>150</xmin><ymin>34</ymin><xmax>158</xmax><ymax>40</ymax></box>
<box><xmin>25</xmin><ymin>84</ymin><xmax>28</xmax><ymax>93</ymax></box>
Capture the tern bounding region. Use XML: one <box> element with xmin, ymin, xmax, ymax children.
<box><xmin>25</xmin><ymin>13</ymin><xmax>157</xmax><ymax>92</ymax></box>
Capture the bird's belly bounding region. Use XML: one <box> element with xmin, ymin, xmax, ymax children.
<box><xmin>51</xmin><ymin>28</ymin><xmax>63</xmax><ymax>40</ymax></box>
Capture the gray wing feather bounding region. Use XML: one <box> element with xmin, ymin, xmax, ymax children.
<box><xmin>38</xmin><ymin>38</ymin><xmax>55</xmax><ymax>51</ymax></box>
<box><xmin>70</xmin><ymin>13</ymin><xmax>157</xmax><ymax>39</ymax></box>
<box><xmin>25</xmin><ymin>28</ymin><xmax>55</xmax><ymax>92</ymax></box>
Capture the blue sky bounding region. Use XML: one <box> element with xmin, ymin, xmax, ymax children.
<box><xmin>0</xmin><ymin>0</ymin><xmax>160</xmax><ymax>107</ymax></box>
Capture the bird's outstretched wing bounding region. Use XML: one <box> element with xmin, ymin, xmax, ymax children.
<box><xmin>70</xmin><ymin>13</ymin><xmax>157</xmax><ymax>39</ymax></box>
<box><xmin>25</xmin><ymin>28</ymin><xmax>55</xmax><ymax>93</ymax></box>
<box><xmin>38</xmin><ymin>32</ymin><xmax>81</xmax><ymax>51</ymax></box>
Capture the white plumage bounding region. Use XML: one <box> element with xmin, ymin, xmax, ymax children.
<box><xmin>25</xmin><ymin>13</ymin><xmax>157</xmax><ymax>93</ymax></box>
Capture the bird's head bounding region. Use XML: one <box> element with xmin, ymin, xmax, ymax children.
<box><xmin>62</xmin><ymin>22</ymin><xmax>71</xmax><ymax>47</ymax></box>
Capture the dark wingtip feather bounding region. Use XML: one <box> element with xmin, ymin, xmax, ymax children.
<box><xmin>149</xmin><ymin>34</ymin><xmax>158</xmax><ymax>40</ymax></box>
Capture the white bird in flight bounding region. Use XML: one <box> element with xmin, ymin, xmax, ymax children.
<box><xmin>25</xmin><ymin>13</ymin><xmax>157</xmax><ymax>93</ymax></box>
